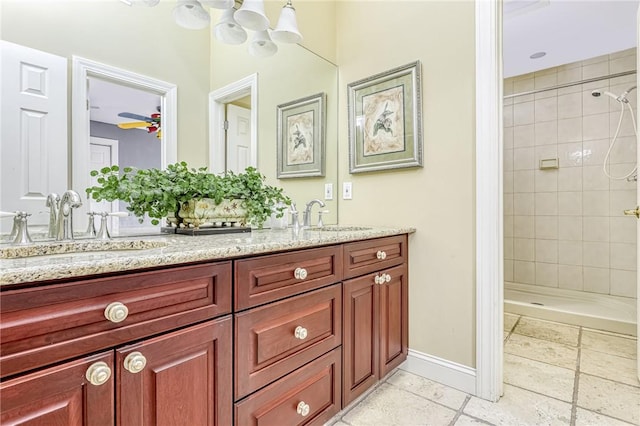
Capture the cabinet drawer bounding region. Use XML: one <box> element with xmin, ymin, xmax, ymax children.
<box><xmin>1</xmin><ymin>262</ymin><xmax>231</xmax><ymax>378</ymax></box>
<box><xmin>343</xmin><ymin>235</ymin><xmax>407</xmax><ymax>279</ymax></box>
<box><xmin>235</xmin><ymin>348</ymin><xmax>342</xmax><ymax>426</ymax></box>
<box><xmin>235</xmin><ymin>246</ymin><xmax>342</xmax><ymax>310</ymax></box>
<box><xmin>235</xmin><ymin>284</ymin><xmax>342</xmax><ymax>399</ymax></box>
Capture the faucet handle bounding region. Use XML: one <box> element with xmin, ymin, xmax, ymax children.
<box><xmin>0</xmin><ymin>211</ymin><xmax>18</xmax><ymax>218</ymax></box>
<box><xmin>108</xmin><ymin>211</ymin><xmax>129</xmax><ymax>218</ymax></box>
<box><xmin>317</xmin><ymin>210</ymin><xmax>329</xmax><ymax>228</ymax></box>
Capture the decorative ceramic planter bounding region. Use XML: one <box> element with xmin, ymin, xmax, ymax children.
<box><xmin>168</xmin><ymin>198</ymin><xmax>247</xmax><ymax>227</ymax></box>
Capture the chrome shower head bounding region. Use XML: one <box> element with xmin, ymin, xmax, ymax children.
<box><xmin>591</xmin><ymin>89</ymin><xmax>619</xmax><ymax>100</ymax></box>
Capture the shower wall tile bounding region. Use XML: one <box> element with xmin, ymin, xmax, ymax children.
<box><xmin>535</xmin><ymin>192</ymin><xmax>558</xmax><ymax>215</ymax></box>
<box><xmin>583</xmin><ymin>165</ymin><xmax>610</xmax><ymax>190</ymax></box>
<box><xmin>513</xmin><ymin>193</ymin><xmax>534</xmax><ymax>215</ymax></box>
<box><xmin>504</xmin><ymin>171</ymin><xmax>514</xmax><ymax>193</ymax></box>
<box><xmin>583</xmin><ymin>267</ymin><xmax>610</xmax><ymax>294</ymax></box>
<box><xmin>513</xmin><ymin>170</ymin><xmax>535</xmax><ymax>193</ymax></box>
<box><xmin>609</xmin><ymin>55</ymin><xmax>636</xmax><ymax>74</ymax></box>
<box><xmin>504</xmin><ymin>193</ymin><xmax>514</xmax><ymax>216</ymax></box>
<box><xmin>558</xmin><ymin>265</ymin><xmax>583</xmax><ymax>291</ymax></box>
<box><xmin>504</xmin><ymin>148</ymin><xmax>514</xmax><ymax>171</ymax></box>
<box><xmin>609</xmin><ymin>190</ymin><xmax>635</xmax><ymax>217</ymax></box>
<box><xmin>535</xmin><ymin>73</ymin><xmax>557</xmax><ymax>90</ymax></box>
<box><xmin>536</xmin><ymin>240</ymin><xmax>558</xmax><ymax>263</ymax></box>
<box><xmin>558</xmin><ymin>93</ymin><xmax>582</xmax><ymax>119</ymax></box>
<box><xmin>514</xmin><ymin>261</ymin><xmax>536</xmax><ymax>285</ymax></box>
<box><xmin>535</xmin><ymin>216</ymin><xmax>558</xmax><ymax>240</ymax></box>
<box><xmin>558</xmin><ymin>240</ymin><xmax>583</xmax><ymax>266</ymax></box>
<box><xmin>535</xmin><ymin>170</ymin><xmax>558</xmax><ymax>192</ymax></box>
<box><xmin>583</xmin><ymin>242</ymin><xmax>610</xmax><ymax>268</ymax></box>
<box><xmin>583</xmin><ymin>191</ymin><xmax>610</xmax><ymax>216</ymax></box>
<box><xmin>609</xmin><ymin>217</ymin><xmax>635</xmax><ymax>244</ymax></box>
<box><xmin>504</xmin><ymin>259</ymin><xmax>514</xmax><ymax>282</ymax></box>
<box><xmin>608</xmin><ymin>135</ymin><xmax>636</xmax><ymax>164</ymax></box>
<box><xmin>504</xmin><ymin>105</ymin><xmax>514</xmax><ymax>127</ymax></box>
<box><xmin>536</xmin><ymin>262</ymin><xmax>558</xmax><ymax>287</ymax></box>
<box><xmin>504</xmin><ymin>126</ymin><xmax>514</xmax><ymax>149</ymax></box>
<box><xmin>610</xmin><ymin>242</ymin><xmax>636</xmax><ymax>271</ymax></box>
<box><xmin>535</xmin><ymin>89</ymin><xmax>557</xmax><ymax>100</ymax></box>
<box><xmin>583</xmin><ymin>113</ymin><xmax>610</xmax><ymax>141</ymax></box>
<box><xmin>582</xmin><ymin>54</ymin><xmax>609</xmax><ymax>66</ymax></box>
<box><xmin>514</xmin><ymin>238</ymin><xmax>535</xmax><ymax>261</ymax></box>
<box><xmin>558</xmin><ymin>216</ymin><xmax>583</xmax><ymax>241</ymax></box>
<box><xmin>582</xmin><ymin>90</ymin><xmax>610</xmax><ymax>116</ymax></box>
<box><xmin>608</xmin><ymin>165</ymin><xmax>635</xmax><ymax>190</ymax></box>
<box><xmin>609</xmin><ymin>111</ymin><xmax>636</xmax><ymax>137</ymax></box>
<box><xmin>513</xmin><ymin>215</ymin><xmax>535</xmax><ymax>238</ymax></box>
<box><xmin>514</xmin><ymin>147</ymin><xmax>535</xmax><ymax>170</ymax></box>
<box><xmin>504</xmin><ymin>237</ymin><xmax>514</xmax><ymax>259</ymax></box>
<box><xmin>534</xmin><ymin>121</ymin><xmax>558</xmax><ymax>146</ymax></box>
<box><xmin>581</xmin><ymin>139</ymin><xmax>609</xmax><ymax>166</ymax></box>
<box><xmin>610</xmin><ymin>269</ymin><xmax>637</xmax><ymax>298</ymax></box>
<box><xmin>513</xmin><ymin>124</ymin><xmax>535</xmax><ymax>148</ymax></box>
<box><xmin>582</xmin><ymin>216</ymin><xmax>610</xmax><ymax>242</ymax></box>
<box><xmin>513</xmin><ymin>77</ymin><xmax>534</xmax><ymax>94</ymax></box>
<box><xmin>558</xmin><ymin>118</ymin><xmax>583</xmax><ymax>143</ymax></box>
<box><xmin>558</xmin><ymin>142</ymin><xmax>583</xmax><ymax>167</ymax></box>
<box><xmin>608</xmin><ymin>48</ymin><xmax>635</xmax><ymax>60</ymax></box>
<box><xmin>504</xmin><ymin>215</ymin><xmax>514</xmax><ymax>238</ymax></box>
<box><xmin>514</xmin><ymin>102</ymin><xmax>535</xmax><ymax>125</ymax></box>
<box><xmin>558</xmin><ymin>167</ymin><xmax>583</xmax><ymax>192</ymax></box>
<box><xmin>582</xmin><ymin>61</ymin><xmax>609</xmax><ymax>80</ymax></box>
<box><xmin>535</xmin><ymin>97</ymin><xmax>558</xmax><ymax>122</ymax></box>
<box><xmin>558</xmin><ymin>191</ymin><xmax>582</xmax><ymax>216</ymax></box>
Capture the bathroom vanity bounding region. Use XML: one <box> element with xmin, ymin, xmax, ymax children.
<box><xmin>0</xmin><ymin>226</ymin><xmax>412</xmax><ymax>425</ymax></box>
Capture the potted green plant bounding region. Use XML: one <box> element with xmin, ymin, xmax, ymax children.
<box><xmin>86</xmin><ymin>162</ymin><xmax>291</xmax><ymax>229</ymax></box>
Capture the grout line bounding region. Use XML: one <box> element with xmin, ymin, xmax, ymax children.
<box><xmin>447</xmin><ymin>395</ymin><xmax>471</xmax><ymax>426</ymax></box>
<box><xmin>504</xmin><ymin>382</ymin><xmax>575</xmax><ymax>406</ymax></box>
<box><xmin>577</xmin><ymin>406</ymin><xmax>640</xmax><ymax>425</ymax></box>
<box><xmin>578</xmin><ymin>371</ymin><xmax>640</xmax><ymax>389</ymax></box>
<box><xmin>570</xmin><ymin>327</ymin><xmax>583</xmax><ymax>426</ymax></box>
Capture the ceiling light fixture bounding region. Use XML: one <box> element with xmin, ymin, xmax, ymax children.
<box><xmin>529</xmin><ymin>51</ymin><xmax>546</xmax><ymax>59</ymax></box>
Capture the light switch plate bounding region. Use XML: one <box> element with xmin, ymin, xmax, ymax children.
<box><xmin>343</xmin><ymin>182</ymin><xmax>352</xmax><ymax>200</ymax></box>
<box><xmin>324</xmin><ymin>183</ymin><xmax>333</xmax><ymax>200</ymax></box>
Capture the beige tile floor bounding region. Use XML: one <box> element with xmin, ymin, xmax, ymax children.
<box><xmin>326</xmin><ymin>314</ymin><xmax>639</xmax><ymax>426</ymax></box>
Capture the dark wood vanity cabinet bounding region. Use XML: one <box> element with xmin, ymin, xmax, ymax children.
<box><xmin>342</xmin><ymin>236</ymin><xmax>409</xmax><ymax>406</ymax></box>
<box><xmin>0</xmin><ymin>234</ymin><xmax>409</xmax><ymax>425</ymax></box>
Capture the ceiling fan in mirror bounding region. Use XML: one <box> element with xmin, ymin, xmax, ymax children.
<box><xmin>117</xmin><ymin>107</ymin><xmax>162</xmax><ymax>139</ymax></box>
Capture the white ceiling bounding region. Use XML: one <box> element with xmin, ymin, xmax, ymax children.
<box><xmin>503</xmin><ymin>0</ymin><xmax>639</xmax><ymax>78</ymax></box>
<box><xmin>89</xmin><ymin>77</ymin><xmax>161</xmax><ymax>126</ymax></box>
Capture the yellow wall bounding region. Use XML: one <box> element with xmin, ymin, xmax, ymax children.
<box><xmin>335</xmin><ymin>1</ymin><xmax>477</xmax><ymax>367</ymax></box>
<box><xmin>0</xmin><ymin>0</ymin><xmax>211</xmax><ymax>166</ymax></box>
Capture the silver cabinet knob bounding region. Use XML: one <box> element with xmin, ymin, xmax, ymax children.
<box><xmin>385</xmin><ymin>273</ymin><xmax>392</xmax><ymax>283</ymax></box>
<box><xmin>123</xmin><ymin>351</ymin><xmax>147</xmax><ymax>374</ymax></box>
<box><xmin>294</xmin><ymin>267</ymin><xmax>308</xmax><ymax>280</ymax></box>
<box><xmin>104</xmin><ymin>302</ymin><xmax>129</xmax><ymax>323</ymax></box>
<box><xmin>296</xmin><ymin>401</ymin><xmax>310</xmax><ymax>417</ymax></box>
<box><xmin>374</xmin><ymin>274</ymin><xmax>383</xmax><ymax>285</ymax></box>
<box><xmin>376</xmin><ymin>250</ymin><xmax>387</xmax><ymax>260</ymax></box>
<box><xmin>294</xmin><ymin>325</ymin><xmax>308</xmax><ymax>340</ymax></box>
<box><xmin>85</xmin><ymin>361</ymin><xmax>112</xmax><ymax>386</ymax></box>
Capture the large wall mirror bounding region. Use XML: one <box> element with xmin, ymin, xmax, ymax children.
<box><xmin>1</xmin><ymin>0</ymin><xmax>339</xmax><ymax>232</ymax></box>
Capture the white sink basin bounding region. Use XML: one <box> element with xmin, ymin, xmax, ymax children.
<box><xmin>0</xmin><ymin>239</ymin><xmax>168</xmax><ymax>259</ymax></box>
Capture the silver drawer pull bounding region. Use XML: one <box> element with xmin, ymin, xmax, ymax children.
<box><xmin>294</xmin><ymin>267</ymin><xmax>308</xmax><ymax>280</ymax></box>
<box><xmin>85</xmin><ymin>361</ymin><xmax>112</xmax><ymax>386</ymax></box>
<box><xmin>385</xmin><ymin>273</ymin><xmax>392</xmax><ymax>283</ymax></box>
<box><xmin>374</xmin><ymin>274</ymin><xmax>383</xmax><ymax>285</ymax></box>
<box><xmin>296</xmin><ymin>401</ymin><xmax>310</xmax><ymax>417</ymax></box>
<box><xmin>104</xmin><ymin>302</ymin><xmax>129</xmax><ymax>323</ymax></box>
<box><xmin>376</xmin><ymin>250</ymin><xmax>387</xmax><ymax>260</ymax></box>
<box><xmin>294</xmin><ymin>325</ymin><xmax>308</xmax><ymax>340</ymax></box>
<box><xmin>123</xmin><ymin>351</ymin><xmax>147</xmax><ymax>374</ymax></box>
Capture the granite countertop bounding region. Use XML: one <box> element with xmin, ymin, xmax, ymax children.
<box><xmin>0</xmin><ymin>226</ymin><xmax>415</xmax><ymax>286</ymax></box>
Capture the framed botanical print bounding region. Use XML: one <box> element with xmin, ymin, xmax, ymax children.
<box><xmin>276</xmin><ymin>92</ymin><xmax>326</xmax><ymax>178</ymax></box>
<box><xmin>348</xmin><ymin>61</ymin><xmax>423</xmax><ymax>173</ymax></box>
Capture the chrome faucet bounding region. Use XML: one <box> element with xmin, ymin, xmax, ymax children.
<box><xmin>56</xmin><ymin>190</ymin><xmax>82</xmax><ymax>241</ymax></box>
<box><xmin>303</xmin><ymin>199</ymin><xmax>325</xmax><ymax>227</ymax></box>
<box><xmin>46</xmin><ymin>193</ymin><xmax>60</xmax><ymax>238</ymax></box>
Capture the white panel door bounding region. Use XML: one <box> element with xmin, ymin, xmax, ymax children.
<box><xmin>89</xmin><ymin>137</ymin><xmax>119</xmax><ymax>235</ymax></box>
<box><xmin>226</xmin><ymin>104</ymin><xmax>251</xmax><ymax>173</ymax></box>
<box><xmin>0</xmin><ymin>41</ymin><xmax>68</xmax><ymax>233</ymax></box>
<box><xmin>636</xmin><ymin>4</ymin><xmax>640</xmax><ymax>381</ymax></box>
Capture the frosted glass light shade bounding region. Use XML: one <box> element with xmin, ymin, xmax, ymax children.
<box><xmin>200</xmin><ymin>0</ymin><xmax>234</xmax><ymax>9</ymax></box>
<box><xmin>173</xmin><ymin>0</ymin><xmax>210</xmax><ymax>30</ymax></box>
<box><xmin>271</xmin><ymin>2</ymin><xmax>302</xmax><ymax>44</ymax></box>
<box><xmin>248</xmin><ymin>30</ymin><xmax>277</xmax><ymax>57</ymax></box>
<box><xmin>214</xmin><ymin>8</ymin><xmax>248</xmax><ymax>45</ymax></box>
<box><xmin>234</xmin><ymin>0</ymin><xmax>269</xmax><ymax>32</ymax></box>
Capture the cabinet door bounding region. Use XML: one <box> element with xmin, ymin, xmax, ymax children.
<box><xmin>0</xmin><ymin>351</ymin><xmax>114</xmax><ymax>426</ymax></box>
<box><xmin>379</xmin><ymin>264</ymin><xmax>408</xmax><ymax>378</ymax></box>
<box><xmin>342</xmin><ymin>273</ymin><xmax>379</xmax><ymax>407</ymax></box>
<box><xmin>117</xmin><ymin>317</ymin><xmax>232</xmax><ymax>426</ymax></box>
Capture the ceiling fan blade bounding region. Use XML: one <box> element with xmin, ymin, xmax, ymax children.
<box><xmin>118</xmin><ymin>112</ymin><xmax>152</xmax><ymax>121</ymax></box>
<box><xmin>117</xmin><ymin>121</ymin><xmax>149</xmax><ymax>129</ymax></box>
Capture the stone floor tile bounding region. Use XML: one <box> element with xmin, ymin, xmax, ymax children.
<box><xmin>582</xmin><ymin>329</ymin><xmax>637</xmax><ymax>360</ymax></box>
<box><xmin>454</xmin><ymin>414</ymin><xmax>495</xmax><ymax>425</ymax></box>
<box><xmin>580</xmin><ymin>349</ymin><xmax>640</xmax><ymax>387</ymax></box>
<box><xmin>504</xmin><ymin>313</ymin><xmax>520</xmax><ymax>332</ymax></box>
<box><xmin>388</xmin><ymin>369</ymin><xmax>469</xmax><ymax>410</ymax></box>
<box><xmin>463</xmin><ymin>384</ymin><xmax>571</xmax><ymax>425</ymax></box>
<box><xmin>513</xmin><ymin>317</ymin><xmax>580</xmax><ymax>346</ymax></box>
<box><xmin>504</xmin><ymin>333</ymin><xmax>578</xmax><ymax>370</ymax></box>
<box><xmin>342</xmin><ymin>383</ymin><xmax>457</xmax><ymax>425</ymax></box>
<box><xmin>504</xmin><ymin>353</ymin><xmax>575</xmax><ymax>402</ymax></box>
<box><xmin>504</xmin><ymin>331</ymin><xmax>509</xmax><ymax>341</ymax></box>
<box><xmin>575</xmin><ymin>408</ymin><xmax>636</xmax><ymax>426</ymax></box>
<box><xmin>577</xmin><ymin>373</ymin><xmax>640</xmax><ymax>424</ymax></box>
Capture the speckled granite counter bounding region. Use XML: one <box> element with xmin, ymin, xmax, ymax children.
<box><xmin>0</xmin><ymin>226</ymin><xmax>415</xmax><ymax>286</ymax></box>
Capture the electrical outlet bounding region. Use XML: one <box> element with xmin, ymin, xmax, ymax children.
<box><xmin>324</xmin><ymin>183</ymin><xmax>333</xmax><ymax>200</ymax></box>
<box><xmin>342</xmin><ymin>182</ymin><xmax>352</xmax><ymax>200</ymax></box>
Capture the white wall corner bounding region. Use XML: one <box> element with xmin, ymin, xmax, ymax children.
<box><xmin>401</xmin><ymin>349</ymin><xmax>477</xmax><ymax>395</ymax></box>
<box><xmin>475</xmin><ymin>0</ymin><xmax>504</xmax><ymax>402</ymax></box>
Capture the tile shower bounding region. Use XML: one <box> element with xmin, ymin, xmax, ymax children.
<box><xmin>503</xmin><ymin>48</ymin><xmax>638</xmax><ymax>334</ymax></box>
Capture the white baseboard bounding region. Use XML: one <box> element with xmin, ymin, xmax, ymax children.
<box><xmin>401</xmin><ymin>349</ymin><xmax>477</xmax><ymax>395</ymax></box>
